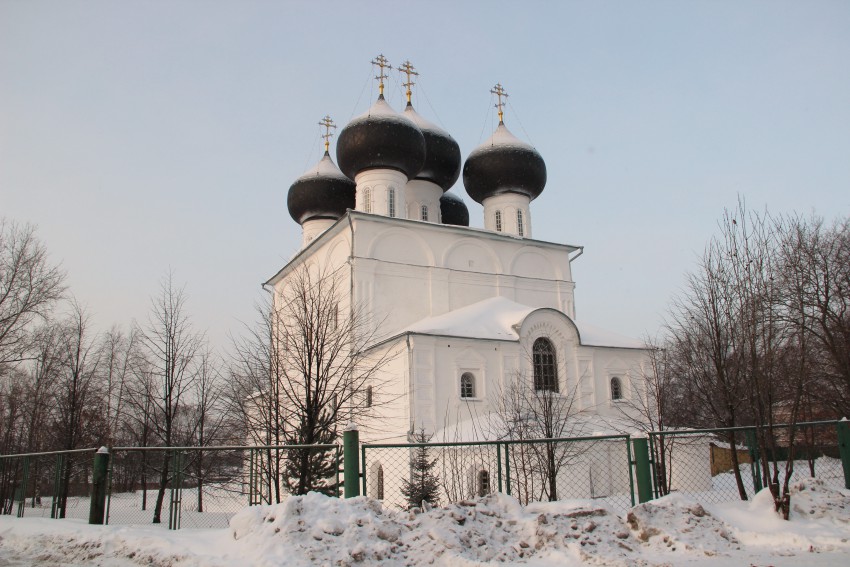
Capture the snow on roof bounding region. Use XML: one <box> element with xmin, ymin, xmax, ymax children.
<box><xmin>403</xmin><ymin>296</ymin><xmax>645</xmax><ymax>349</ymax></box>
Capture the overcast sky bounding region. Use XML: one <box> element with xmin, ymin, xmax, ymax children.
<box><xmin>2</xmin><ymin>0</ymin><xmax>849</xmax><ymax>349</ymax></box>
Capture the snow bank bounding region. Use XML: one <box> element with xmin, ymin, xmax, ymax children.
<box><xmin>1</xmin><ymin>479</ymin><xmax>849</xmax><ymax>566</ymax></box>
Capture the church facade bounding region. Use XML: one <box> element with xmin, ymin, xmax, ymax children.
<box><xmin>266</xmin><ymin>59</ymin><xmax>650</xmax><ymax>452</ymax></box>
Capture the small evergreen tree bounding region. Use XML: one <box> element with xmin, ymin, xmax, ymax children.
<box><xmin>401</xmin><ymin>428</ymin><xmax>441</xmax><ymax>509</ymax></box>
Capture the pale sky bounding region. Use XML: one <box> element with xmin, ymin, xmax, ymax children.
<box><xmin>2</xmin><ymin>0</ymin><xmax>849</xmax><ymax>349</ymax></box>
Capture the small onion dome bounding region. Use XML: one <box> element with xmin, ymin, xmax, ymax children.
<box><xmin>336</xmin><ymin>96</ymin><xmax>426</xmax><ymax>180</ymax></box>
<box><xmin>462</xmin><ymin>123</ymin><xmax>547</xmax><ymax>204</ymax></box>
<box><xmin>403</xmin><ymin>103</ymin><xmax>461</xmax><ymax>191</ymax></box>
<box><xmin>440</xmin><ymin>191</ymin><xmax>469</xmax><ymax>226</ymax></box>
<box><xmin>287</xmin><ymin>152</ymin><xmax>356</xmax><ymax>225</ymax></box>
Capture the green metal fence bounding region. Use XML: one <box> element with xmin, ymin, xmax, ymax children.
<box><xmin>648</xmin><ymin>420</ymin><xmax>846</xmax><ymax>503</ymax></box>
<box><xmin>106</xmin><ymin>444</ymin><xmax>341</xmax><ymax>529</ymax></box>
<box><xmin>0</xmin><ymin>448</ymin><xmax>97</xmax><ymax>520</ymax></box>
<box><xmin>362</xmin><ymin>434</ymin><xmax>635</xmax><ymax>513</ymax></box>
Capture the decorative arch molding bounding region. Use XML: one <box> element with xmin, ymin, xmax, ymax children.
<box><xmin>366</xmin><ymin>226</ymin><xmax>435</xmax><ymax>267</ymax></box>
<box><xmin>441</xmin><ymin>237</ymin><xmax>503</xmax><ymax>274</ymax></box>
<box><xmin>509</xmin><ymin>246</ymin><xmax>560</xmax><ymax>280</ymax></box>
<box><xmin>516</xmin><ymin>308</ymin><xmax>580</xmax><ymax>393</ymax></box>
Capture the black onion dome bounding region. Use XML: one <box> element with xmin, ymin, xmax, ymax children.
<box><xmin>336</xmin><ymin>96</ymin><xmax>426</xmax><ymax>180</ymax></box>
<box><xmin>403</xmin><ymin>103</ymin><xmax>461</xmax><ymax>191</ymax></box>
<box><xmin>287</xmin><ymin>152</ymin><xmax>356</xmax><ymax>225</ymax></box>
<box><xmin>440</xmin><ymin>191</ymin><xmax>470</xmax><ymax>226</ymax></box>
<box><xmin>462</xmin><ymin>123</ymin><xmax>547</xmax><ymax>204</ymax></box>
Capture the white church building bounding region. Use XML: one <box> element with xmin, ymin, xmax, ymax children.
<box><xmin>264</xmin><ymin>59</ymin><xmax>655</xmax><ymax>502</ymax></box>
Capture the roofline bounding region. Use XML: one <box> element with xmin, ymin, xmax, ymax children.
<box><xmin>263</xmin><ymin>209</ymin><xmax>582</xmax><ymax>288</ymax></box>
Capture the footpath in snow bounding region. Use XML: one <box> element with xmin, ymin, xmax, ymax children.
<box><xmin>0</xmin><ymin>478</ymin><xmax>848</xmax><ymax>566</ymax></box>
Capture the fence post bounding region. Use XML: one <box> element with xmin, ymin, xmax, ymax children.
<box><xmin>343</xmin><ymin>423</ymin><xmax>360</xmax><ymax>498</ymax></box>
<box><xmin>632</xmin><ymin>436</ymin><xmax>653</xmax><ymax>504</ymax></box>
<box><xmin>837</xmin><ymin>419</ymin><xmax>850</xmax><ymax>490</ymax></box>
<box><xmin>88</xmin><ymin>447</ymin><xmax>110</xmax><ymax>524</ymax></box>
<box><xmin>745</xmin><ymin>428</ymin><xmax>762</xmax><ymax>493</ymax></box>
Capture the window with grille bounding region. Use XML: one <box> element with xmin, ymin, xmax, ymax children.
<box><xmin>533</xmin><ymin>337</ymin><xmax>558</xmax><ymax>392</ymax></box>
<box><xmin>517</xmin><ymin>210</ymin><xmax>524</xmax><ymax>236</ymax></box>
<box><xmin>377</xmin><ymin>465</ymin><xmax>384</xmax><ymax>500</ymax></box>
<box><xmin>477</xmin><ymin>470</ymin><xmax>490</xmax><ymax>497</ymax></box>
<box><xmin>388</xmin><ymin>188</ymin><xmax>396</xmax><ymax>217</ymax></box>
<box><xmin>364</xmin><ymin>188</ymin><xmax>372</xmax><ymax>213</ymax></box>
<box><xmin>460</xmin><ymin>372</ymin><xmax>475</xmax><ymax>398</ymax></box>
<box><xmin>421</xmin><ymin>205</ymin><xmax>428</xmax><ymax>221</ymax></box>
<box><xmin>495</xmin><ymin>210</ymin><xmax>502</xmax><ymax>232</ymax></box>
<box><xmin>366</xmin><ymin>385</ymin><xmax>373</xmax><ymax>407</ymax></box>
<box><xmin>611</xmin><ymin>377</ymin><xmax>623</xmax><ymax>400</ymax></box>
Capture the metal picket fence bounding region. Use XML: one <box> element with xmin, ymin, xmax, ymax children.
<box><xmin>106</xmin><ymin>444</ymin><xmax>341</xmax><ymax>529</ymax></box>
<box><xmin>0</xmin><ymin>448</ymin><xmax>97</xmax><ymax>520</ymax></box>
<box><xmin>648</xmin><ymin>420</ymin><xmax>846</xmax><ymax>503</ymax></box>
<box><xmin>362</xmin><ymin>434</ymin><xmax>635</xmax><ymax>513</ymax></box>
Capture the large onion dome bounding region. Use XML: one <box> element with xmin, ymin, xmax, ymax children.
<box><xmin>336</xmin><ymin>96</ymin><xmax>426</xmax><ymax>180</ymax></box>
<box><xmin>462</xmin><ymin>123</ymin><xmax>547</xmax><ymax>204</ymax></box>
<box><xmin>440</xmin><ymin>191</ymin><xmax>469</xmax><ymax>226</ymax></box>
<box><xmin>403</xmin><ymin>103</ymin><xmax>461</xmax><ymax>191</ymax></box>
<box><xmin>287</xmin><ymin>152</ymin><xmax>356</xmax><ymax>225</ymax></box>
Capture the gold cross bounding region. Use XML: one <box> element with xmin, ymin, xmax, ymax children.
<box><xmin>318</xmin><ymin>115</ymin><xmax>336</xmax><ymax>153</ymax></box>
<box><xmin>490</xmin><ymin>83</ymin><xmax>509</xmax><ymax>123</ymax></box>
<box><xmin>397</xmin><ymin>60</ymin><xmax>418</xmax><ymax>104</ymax></box>
<box><xmin>371</xmin><ymin>54</ymin><xmax>391</xmax><ymax>96</ymax></box>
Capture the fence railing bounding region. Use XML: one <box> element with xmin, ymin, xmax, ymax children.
<box><xmin>0</xmin><ymin>448</ymin><xmax>98</xmax><ymax>520</ymax></box>
<box><xmin>362</xmin><ymin>434</ymin><xmax>635</xmax><ymax>514</ymax></box>
<box><xmin>648</xmin><ymin>420</ymin><xmax>848</xmax><ymax>503</ymax></box>
<box><xmin>1</xmin><ymin>420</ymin><xmax>848</xmax><ymax>529</ymax></box>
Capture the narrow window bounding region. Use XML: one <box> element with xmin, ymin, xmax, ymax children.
<box><xmin>366</xmin><ymin>385</ymin><xmax>373</xmax><ymax>407</ymax></box>
<box><xmin>377</xmin><ymin>465</ymin><xmax>384</xmax><ymax>500</ymax></box>
<box><xmin>517</xmin><ymin>210</ymin><xmax>524</xmax><ymax>236</ymax></box>
<box><xmin>611</xmin><ymin>377</ymin><xmax>622</xmax><ymax>401</ymax></box>
<box><xmin>477</xmin><ymin>470</ymin><xmax>490</xmax><ymax>497</ymax></box>
<box><xmin>495</xmin><ymin>210</ymin><xmax>502</xmax><ymax>232</ymax></box>
<box><xmin>421</xmin><ymin>204</ymin><xmax>428</xmax><ymax>221</ymax></box>
<box><xmin>364</xmin><ymin>188</ymin><xmax>372</xmax><ymax>213</ymax></box>
<box><xmin>532</xmin><ymin>337</ymin><xmax>558</xmax><ymax>392</ymax></box>
<box><xmin>388</xmin><ymin>188</ymin><xmax>396</xmax><ymax>217</ymax></box>
<box><xmin>460</xmin><ymin>372</ymin><xmax>475</xmax><ymax>399</ymax></box>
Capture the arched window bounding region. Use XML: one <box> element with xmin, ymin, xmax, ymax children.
<box><xmin>517</xmin><ymin>210</ymin><xmax>524</xmax><ymax>236</ymax></box>
<box><xmin>477</xmin><ymin>469</ymin><xmax>490</xmax><ymax>497</ymax></box>
<box><xmin>366</xmin><ymin>385</ymin><xmax>373</xmax><ymax>407</ymax></box>
<box><xmin>460</xmin><ymin>372</ymin><xmax>475</xmax><ymax>399</ymax></box>
<box><xmin>376</xmin><ymin>465</ymin><xmax>384</xmax><ymax>500</ymax></box>
<box><xmin>533</xmin><ymin>337</ymin><xmax>558</xmax><ymax>392</ymax></box>
<box><xmin>495</xmin><ymin>210</ymin><xmax>502</xmax><ymax>232</ymax></box>
<box><xmin>364</xmin><ymin>188</ymin><xmax>372</xmax><ymax>213</ymax></box>
<box><xmin>610</xmin><ymin>377</ymin><xmax>623</xmax><ymax>401</ymax></box>
<box><xmin>388</xmin><ymin>188</ymin><xmax>396</xmax><ymax>217</ymax></box>
<box><xmin>420</xmin><ymin>204</ymin><xmax>428</xmax><ymax>221</ymax></box>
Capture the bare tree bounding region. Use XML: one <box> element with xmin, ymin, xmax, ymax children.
<box><xmin>0</xmin><ymin>219</ymin><xmax>65</xmax><ymax>368</ymax></box>
<box><xmin>135</xmin><ymin>273</ymin><xmax>204</xmax><ymax>523</ymax></box>
<box><xmin>230</xmin><ymin>264</ymin><xmax>393</xmax><ymax>498</ymax></box>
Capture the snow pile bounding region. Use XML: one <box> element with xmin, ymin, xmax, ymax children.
<box><xmin>2</xmin><ymin>481</ymin><xmax>850</xmax><ymax>566</ymax></box>
<box><xmin>627</xmin><ymin>493</ymin><xmax>738</xmax><ymax>557</ymax></box>
<box><xmin>230</xmin><ymin>492</ymin><xmax>646</xmax><ymax>566</ymax></box>
<box><xmin>789</xmin><ymin>477</ymin><xmax>850</xmax><ymax>523</ymax></box>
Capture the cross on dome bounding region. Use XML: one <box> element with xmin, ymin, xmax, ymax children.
<box><xmin>490</xmin><ymin>83</ymin><xmax>509</xmax><ymax>124</ymax></box>
<box><xmin>398</xmin><ymin>60</ymin><xmax>418</xmax><ymax>104</ymax></box>
<box><xmin>318</xmin><ymin>115</ymin><xmax>337</xmax><ymax>153</ymax></box>
<box><xmin>371</xmin><ymin>54</ymin><xmax>391</xmax><ymax>96</ymax></box>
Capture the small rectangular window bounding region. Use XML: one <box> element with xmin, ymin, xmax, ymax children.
<box><xmin>495</xmin><ymin>210</ymin><xmax>502</xmax><ymax>232</ymax></box>
<box><xmin>517</xmin><ymin>210</ymin><xmax>524</xmax><ymax>236</ymax></box>
<box><xmin>460</xmin><ymin>373</ymin><xmax>475</xmax><ymax>398</ymax></box>
<box><xmin>388</xmin><ymin>188</ymin><xmax>396</xmax><ymax>217</ymax></box>
<box><xmin>421</xmin><ymin>205</ymin><xmax>428</xmax><ymax>221</ymax></box>
<box><xmin>364</xmin><ymin>188</ymin><xmax>372</xmax><ymax>213</ymax></box>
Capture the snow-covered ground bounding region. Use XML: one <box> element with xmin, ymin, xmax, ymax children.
<box><xmin>1</xmin><ymin>478</ymin><xmax>848</xmax><ymax>566</ymax></box>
